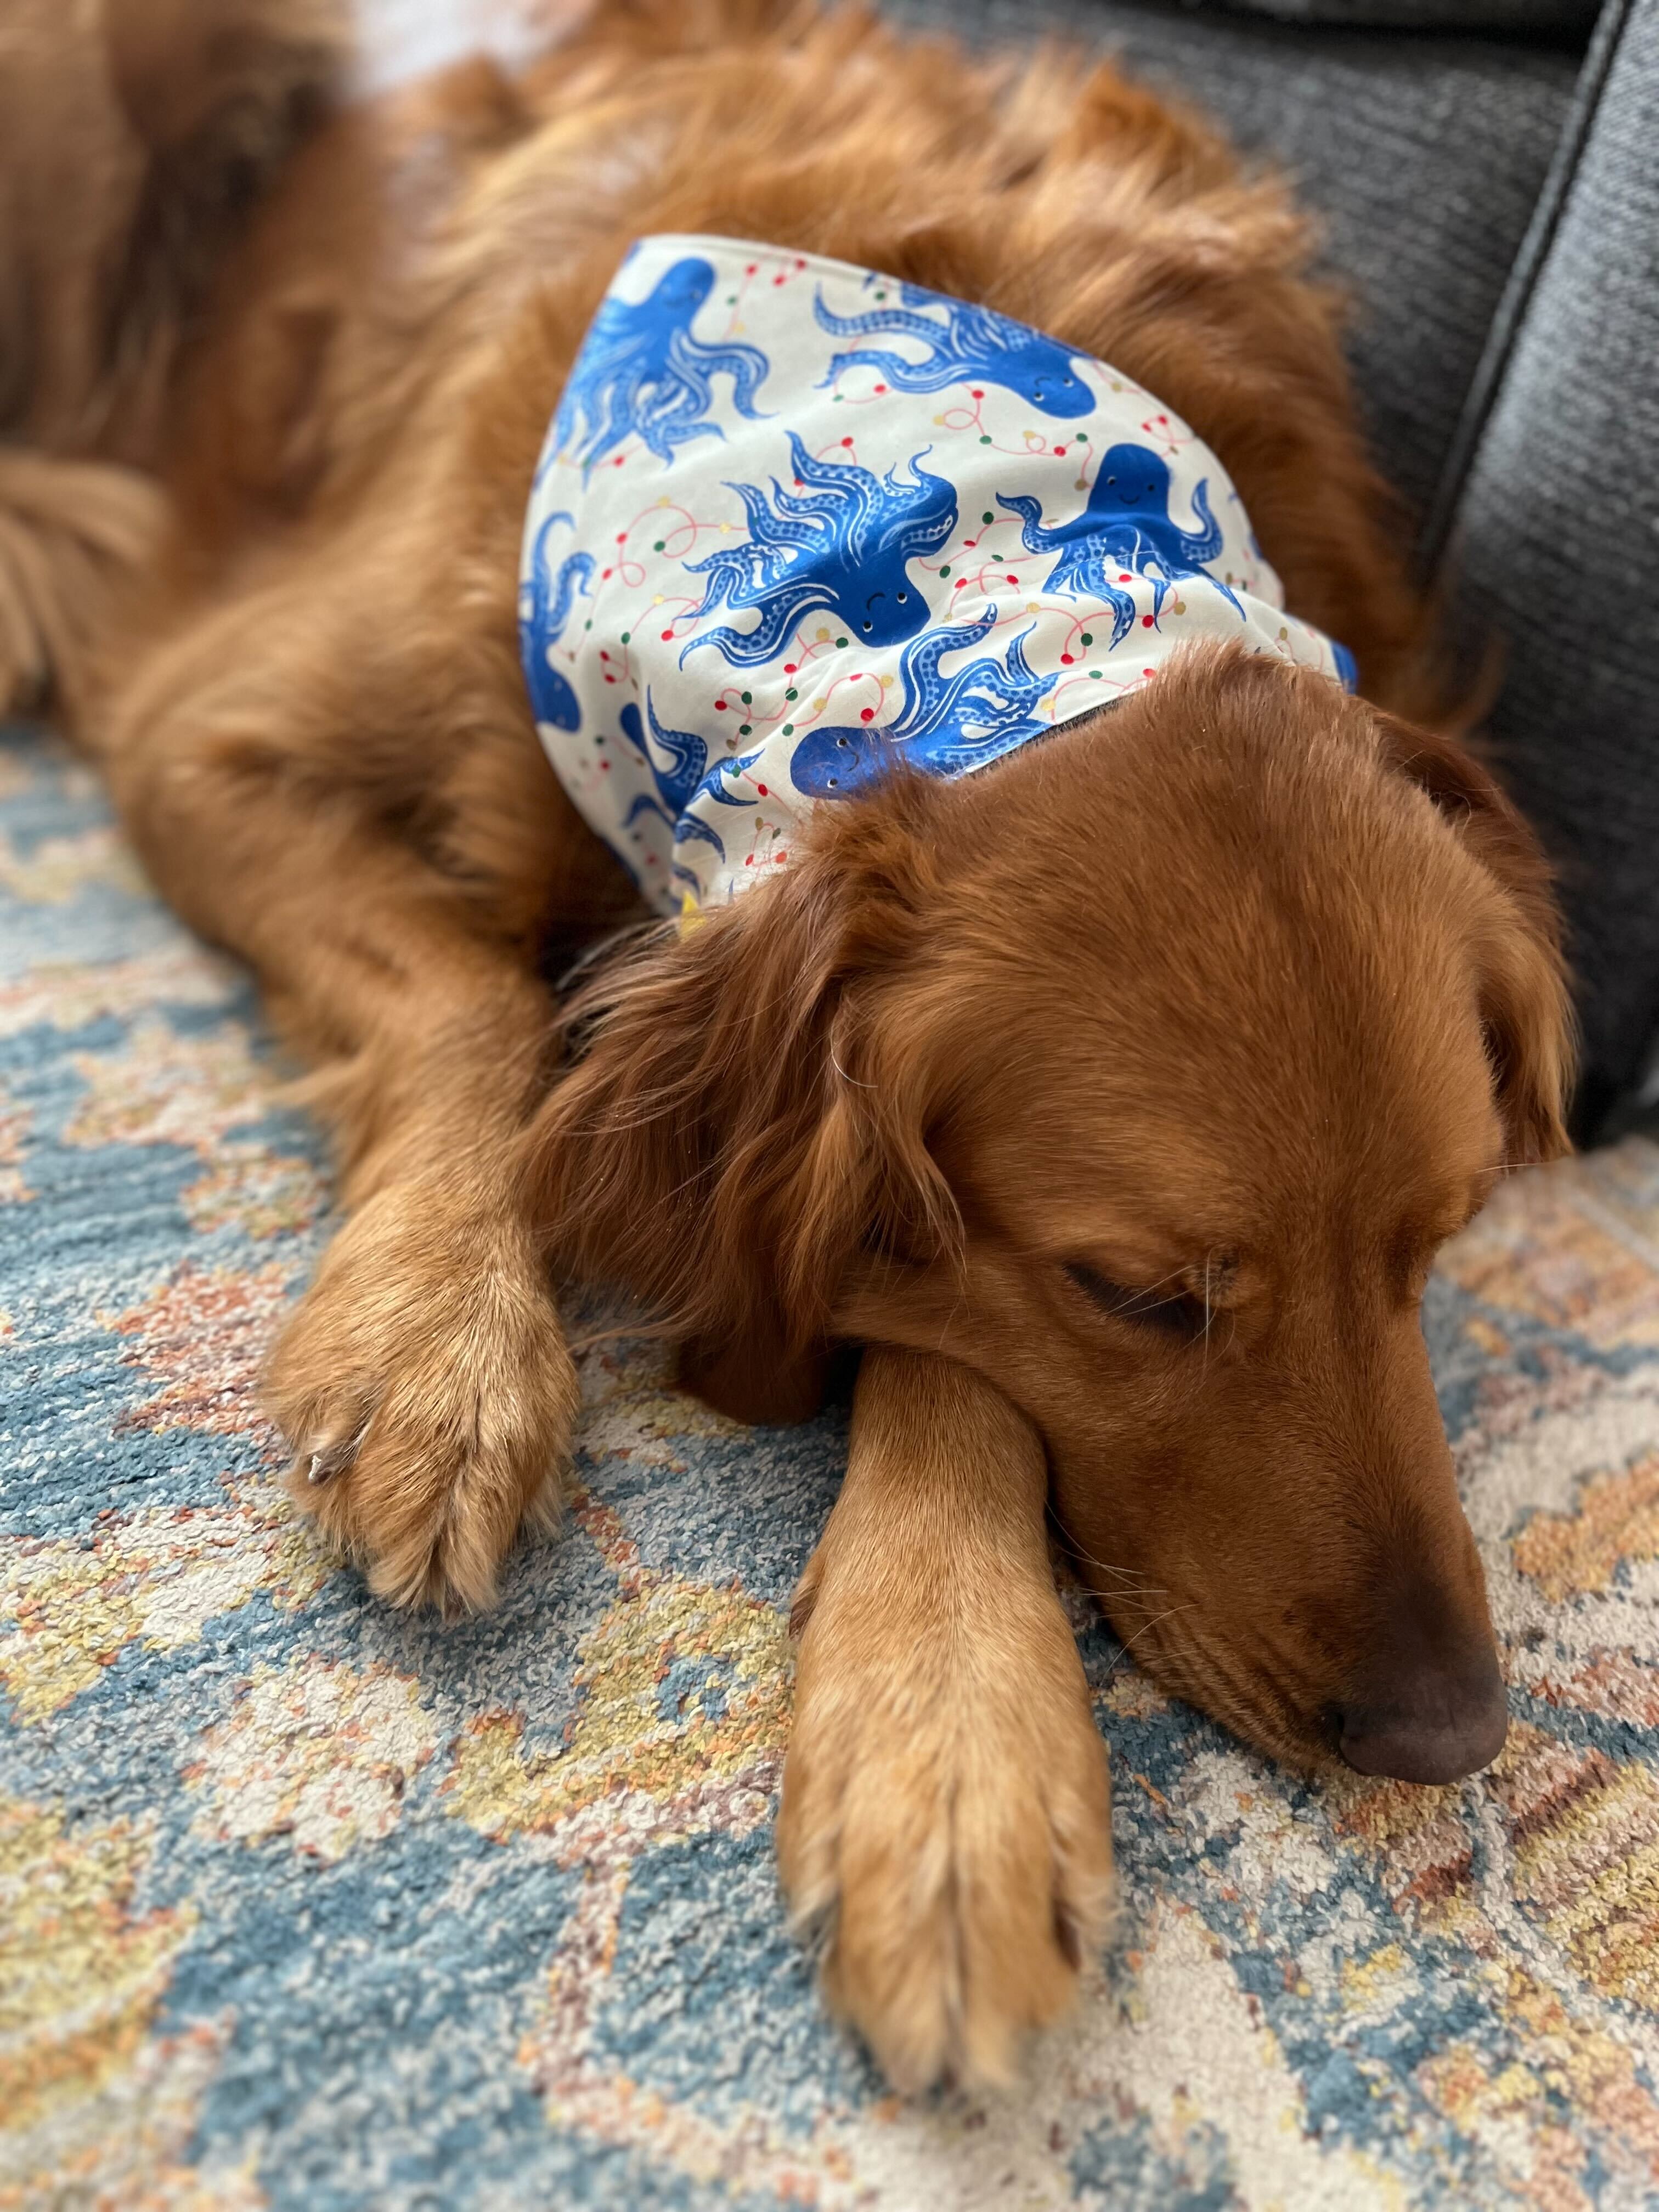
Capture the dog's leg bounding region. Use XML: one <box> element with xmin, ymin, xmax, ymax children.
<box><xmin>778</xmin><ymin>1346</ymin><xmax>1114</xmax><ymax>2092</ymax></box>
<box><xmin>257</xmin><ymin>883</ymin><xmax>572</xmax><ymax>1616</ymax></box>
<box><xmin>103</xmin><ymin>623</ymin><xmax>586</xmax><ymax>1613</ymax></box>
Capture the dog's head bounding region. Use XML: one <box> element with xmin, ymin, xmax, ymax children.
<box><xmin>532</xmin><ymin>645</ymin><xmax>1572</xmax><ymax>1782</ymax></box>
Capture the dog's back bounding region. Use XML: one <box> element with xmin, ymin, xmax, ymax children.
<box><xmin>0</xmin><ymin>0</ymin><xmax>342</xmax><ymax>721</ymax></box>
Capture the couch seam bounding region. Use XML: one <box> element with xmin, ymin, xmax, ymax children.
<box><xmin>1414</xmin><ymin>0</ymin><xmax>1637</xmax><ymax>583</ymax></box>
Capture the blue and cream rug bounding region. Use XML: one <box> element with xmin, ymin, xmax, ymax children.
<box><xmin>4</xmin><ymin>711</ymin><xmax>1659</xmax><ymax>2210</ymax></box>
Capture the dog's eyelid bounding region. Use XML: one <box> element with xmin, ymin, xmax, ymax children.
<box><xmin>1063</xmin><ymin>1259</ymin><xmax>1213</xmax><ymax>1339</ymax></box>
<box><xmin>1391</xmin><ymin>1197</ymin><xmax>1485</xmax><ymax>1293</ymax></box>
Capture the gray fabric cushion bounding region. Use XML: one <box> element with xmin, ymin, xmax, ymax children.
<box><xmin>1189</xmin><ymin>0</ymin><xmax>1599</xmax><ymax>41</ymax></box>
<box><xmin>887</xmin><ymin>0</ymin><xmax>1578</xmax><ymax>529</ymax></box>
<box><xmin>1448</xmin><ymin>0</ymin><xmax>1659</xmax><ymax>1116</ymax></box>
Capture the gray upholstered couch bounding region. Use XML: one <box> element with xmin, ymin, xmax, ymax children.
<box><xmin>886</xmin><ymin>0</ymin><xmax>1656</xmax><ymax>1139</ymax></box>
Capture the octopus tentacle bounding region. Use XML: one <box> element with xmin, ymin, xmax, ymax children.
<box><xmin>812</xmin><ymin>291</ymin><xmax>949</xmax><ymax>347</ymax></box>
<box><xmin>997</xmin><ymin>490</ymin><xmax>1062</xmax><ymax>553</ymax></box>
<box><xmin>694</xmin><ymin>747</ymin><xmax>768</xmax><ymax>807</ymax></box>
<box><xmin>1172</xmin><ymin>477</ymin><xmax>1224</xmax><ymax>566</ymax></box>
<box><xmin>886</xmin><ymin>608</ymin><xmax>1000</xmax><ymax>734</ymax></box>
<box><xmin>520</xmin><ymin>512</ymin><xmax>593</xmax><ymax>732</ymax></box>
<box><xmin>618</xmin><ymin>696</ymin><xmax>709</xmax><ymax>813</ymax></box>
<box><xmin>683</xmin><ymin>586</ymin><xmax>823</xmax><ymax>667</ymax></box>
<box><xmin>625</xmin><ymin>785</ymin><xmax>729</xmax><ymax>866</ymax></box>
<box><xmin>815</xmin><ymin>284</ymin><xmax>1090</xmax><ymax>415</ymax></box>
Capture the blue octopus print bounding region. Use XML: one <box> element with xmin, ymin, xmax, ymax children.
<box><xmin>618</xmin><ymin>694</ymin><xmax>761</xmax><ymax>868</ymax></box>
<box><xmin>790</xmin><ymin>610</ymin><xmax>1058</xmax><ymax>797</ymax></box>
<box><xmin>997</xmin><ymin>441</ymin><xmax>1246</xmax><ymax>651</ymax></box>
<box><xmin>518</xmin><ymin>510</ymin><xmax>594</xmax><ymax>731</ymax></box>
<box><xmin>814</xmin><ymin>280</ymin><xmax>1093</xmax><ymax>418</ymax></box>
<box><xmin>681</xmin><ymin>431</ymin><xmax>957</xmax><ymax>668</ymax></box>
<box><xmin>552</xmin><ymin>256</ymin><xmax>770</xmax><ymax>480</ymax></box>
<box><xmin>517</xmin><ymin>233</ymin><xmax>1360</xmax><ymax>916</ymax></box>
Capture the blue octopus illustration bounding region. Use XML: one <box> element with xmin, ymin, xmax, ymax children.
<box><xmin>518</xmin><ymin>510</ymin><xmax>594</xmax><ymax>731</ymax></box>
<box><xmin>553</xmin><ymin>256</ymin><xmax>770</xmax><ymax>480</ymax></box>
<box><xmin>790</xmin><ymin>610</ymin><xmax>1058</xmax><ymax>798</ymax></box>
<box><xmin>996</xmin><ymin>441</ymin><xmax>1245</xmax><ymax>651</ymax></box>
<box><xmin>681</xmin><ymin>431</ymin><xmax>957</xmax><ymax>669</ymax></box>
<box><xmin>617</xmin><ymin>693</ymin><xmax>762</xmax><ymax>866</ymax></box>
<box><xmin>813</xmin><ymin>279</ymin><xmax>1092</xmax><ymax>419</ymax></box>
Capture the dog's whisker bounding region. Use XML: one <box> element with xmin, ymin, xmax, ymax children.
<box><xmin>1046</xmin><ymin>1512</ymin><xmax>1170</xmax><ymax>1593</ymax></box>
<box><xmin>1108</xmin><ymin>1600</ymin><xmax>1194</xmax><ymax>1666</ymax></box>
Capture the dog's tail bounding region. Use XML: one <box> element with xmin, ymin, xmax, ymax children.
<box><xmin>0</xmin><ymin>454</ymin><xmax>168</xmax><ymax>733</ymax></box>
<box><xmin>0</xmin><ymin>0</ymin><xmax>347</xmax><ymax>733</ymax></box>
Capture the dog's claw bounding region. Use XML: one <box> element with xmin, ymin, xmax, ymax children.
<box><xmin>302</xmin><ymin>1427</ymin><xmax>365</xmax><ymax>1486</ymax></box>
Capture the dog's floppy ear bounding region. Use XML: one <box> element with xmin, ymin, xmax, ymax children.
<box><xmin>520</xmin><ymin>776</ymin><xmax>959</xmax><ymax>1420</ymax></box>
<box><xmin>1376</xmin><ymin>715</ymin><xmax>1575</xmax><ymax>1167</ymax></box>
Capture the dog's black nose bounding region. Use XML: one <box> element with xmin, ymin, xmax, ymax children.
<box><xmin>1338</xmin><ymin>1574</ymin><xmax>1508</xmax><ymax>1785</ymax></box>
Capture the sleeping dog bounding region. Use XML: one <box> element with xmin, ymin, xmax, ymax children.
<box><xmin>13</xmin><ymin>0</ymin><xmax>1570</xmax><ymax>2092</ymax></box>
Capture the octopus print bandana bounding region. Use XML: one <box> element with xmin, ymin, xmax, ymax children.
<box><xmin>520</xmin><ymin>233</ymin><xmax>1357</xmax><ymax>916</ymax></box>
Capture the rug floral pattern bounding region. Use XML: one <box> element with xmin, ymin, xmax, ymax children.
<box><xmin>4</xmin><ymin>715</ymin><xmax>1659</xmax><ymax>2210</ymax></box>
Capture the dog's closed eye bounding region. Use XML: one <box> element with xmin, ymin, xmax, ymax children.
<box><xmin>1063</xmin><ymin>1260</ymin><xmax>1212</xmax><ymax>1341</ymax></box>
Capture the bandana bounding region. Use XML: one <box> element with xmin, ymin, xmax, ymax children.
<box><xmin>520</xmin><ymin>233</ymin><xmax>1356</xmax><ymax>917</ymax></box>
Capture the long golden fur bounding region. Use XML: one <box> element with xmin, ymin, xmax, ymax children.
<box><xmin>10</xmin><ymin>0</ymin><xmax>1573</xmax><ymax>2090</ymax></box>
<box><xmin>0</xmin><ymin>0</ymin><xmax>342</xmax><ymax>717</ymax></box>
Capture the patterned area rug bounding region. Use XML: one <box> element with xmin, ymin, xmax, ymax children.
<box><xmin>4</xmin><ymin>714</ymin><xmax>1659</xmax><ymax>2211</ymax></box>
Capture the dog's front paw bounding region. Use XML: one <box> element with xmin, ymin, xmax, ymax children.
<box><xmin>777</xmin><ymin>1560</ymin><xmax>1114</xmax><ymax>2094</ymax></box>
<box><xmin>267</xmin><ymin>1184</ymin><xmax>576</xmax><ymax>1612</ymax></box>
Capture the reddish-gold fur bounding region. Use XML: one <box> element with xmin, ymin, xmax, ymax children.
<box><xmin>0</xmin><ymin>0</ymin><xmax>342</xmax><ymax>715</ymax></box>
<box><xmin>11</xmin><ymin>0</ymin><xmax>1572</xmax><ymax>2089</ymax></box>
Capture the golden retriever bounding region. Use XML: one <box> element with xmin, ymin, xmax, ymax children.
<box><xmin>9</xmin><ymin>0</ymin><xmax>1572</xmax><ymax>2091</ymax></box>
